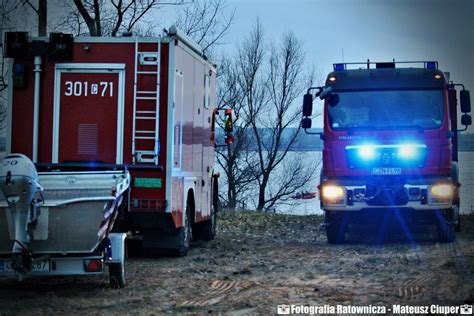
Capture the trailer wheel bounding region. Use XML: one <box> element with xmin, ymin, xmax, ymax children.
<box><xmin>109</xmin><ymin>263</ymin><xmax>125</xmax><ymax>289</ymax></box>
<box><xmin>325</xmin><ymin>211</ymin><xmax>346</xmax><ymax>244</ymax></box>
<box><xmin>437</xmin><ymin>209</ymin><xmax>455</xmax><ymax>243</ymax></box>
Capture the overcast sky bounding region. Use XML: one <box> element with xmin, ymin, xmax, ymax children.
<box><xmin>4</xmin><ymin>0</ymin><xmax>474</xmax><ymax>127</ymax></box>
<box><xmin>203</xmin><ymin>0</ymin><xmax>473</xmax><ymax>127</ymax></box>
<box><xmin>8</xmin><ymin>0</ymin><xmax>474</xmax><ymax>91</ymax></box>
<box><xmin>220</xmin><ymin>0</ymin><xmax>473</xmax><ymax>87</ymax></box>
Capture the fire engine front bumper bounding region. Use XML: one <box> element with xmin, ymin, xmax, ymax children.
<box><xmin>320</xmin><ymin>176</ymin><xmax>455</xmax><ymax>212</ymax></box>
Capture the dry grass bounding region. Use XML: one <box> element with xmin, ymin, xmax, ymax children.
<box><xmin>0</xmin><ymin>211</ymin><xmax>473</xmax><ymax>314</ymax></box>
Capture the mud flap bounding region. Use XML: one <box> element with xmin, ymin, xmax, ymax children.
<box><xmin>106</xmin><ymin>233</ymin><xmax>126</xmax><ymax>289</ymax></box>
<box><xmin>142</xmin><ymin>229</ymin><xmax>181</xmax><ymax>249</ymax></box>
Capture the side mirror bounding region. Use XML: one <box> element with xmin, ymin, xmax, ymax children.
<box><xmin>301</xmin><ymin>117</ymin><xmax>312</xmax><ymax>129</ymax></box>
<box><xmin>328</xmin><ymin>94</ymin><xmax>340</xmax><ymax>107</ymax></box>
<box><xmin>302</xmin><ymin>93</ymin><xmax>313</xmax><ymax>116</ymax></box>
<box><xmin>461</xmin><ymin>114</ymin><xmax>472</xmax><ymax>126</ymax></box>
<box><xmin>319</xmin><ymin>86</ymin><xmax>333</xmax><ymax>100</ymax></box>
<box><xmin>460</xmin><ymin>90</ymin><xmax>471</xmax><ymax>113</ymax></box>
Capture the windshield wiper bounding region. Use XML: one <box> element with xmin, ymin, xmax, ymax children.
<box><xmin>344</xmin><ymin>125</ymin><xmax>426</xmax><ymax>134</ymax></box>
<box><xmin>380</xmin><ymin>125</ymin><xmax>425</xmax><ymax>133</ymax></box>
<box><xmin>345</xmin><ymin>126</ymin><xmax>379</xmax><ymax>134</ymax></box>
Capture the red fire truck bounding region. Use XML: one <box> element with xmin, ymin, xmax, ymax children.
<box><xmin>2</xmin><ymin>26</ymin><xmax>227</xmax><ymax>257</ymax></box>
<box><xmin>302</xmin><ymin>61</ymin><xmax>471</xmax><ymax>244</ymax></box>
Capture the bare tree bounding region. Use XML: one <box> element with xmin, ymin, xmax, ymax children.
<box><xmin>0</xmin><ymin>1</ymin><xmax>47</xmax><ymax>37</ymax></box>
<box><xmin>66</xmin><ymin>0</ymin><xmax>188</xmax><ymax>37</ymax></box>
<box><xmin>0</xmin><ymin>0</ymin><xmax>21</xmax><ymax>130</ymax></box>
<box><xmin>0</xmin><ymin>0</ymin><xmax>50</xmax><ymax>131</ymax></box>
<box><xmin>217</xmin><ymin>21</ymin><xmax>318</xmax><ymax>212</ymax></box>
<box><xmin>250</xmin><ymin>32</ymin><xmax>317</xmax><ymax>211</ymax></box>
<box><xmin>215</xmin><ymin>57</ymin><xmax>255</xmax><ymax>210</ymax></box>
<box><xmin>236</xmin><ymin>22</ymin><xmax>318</xmax><ymax>211</ymax></box>
<box><xmin>175</xmin><ymin>0</ymin><xmax>234</xmax><ymax>55</ymax></box>
<box><xmin>215</xmin><ymin>21</ymin><xmax>274</xmax><ymax>211</ymax></box>
<box><xmin>22</xmin><ymin>0</ymin><xmax>47</xmax><ymax>36</ymax></box>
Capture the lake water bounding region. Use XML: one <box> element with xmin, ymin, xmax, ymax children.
<box><xmin>1</xmin><ymin>148</ymin><xmax>472</xmax><ymax>215</ymax></box>
<box><xmin>262</xmin><ymin>151</ymin><xmax>474</xmax><ymax>215</ymax></box>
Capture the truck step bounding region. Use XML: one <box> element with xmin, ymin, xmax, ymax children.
<box><xmin>136</xmin><ymin>71</ymin><xmax>159</xmax><ymax>75</ymax></box>
<box><xmin>135</xmin><ymin>116</ymin><xmax>156</xmax><ymax>120</ymax></box>
<box><xmin>137</xmin><ymin>91</ymin><xmax>158</xmax><ymax>94</ymax></box>
<box><xmin>135</xmin><ymin>130</ymin><xmax>155</xmax><ymax>134</ymax></box>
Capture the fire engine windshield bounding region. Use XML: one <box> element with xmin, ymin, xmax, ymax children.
<box><xmin>328</xmin><ymin>90</ymin><xmax>444</xmax><ymax>130</ymax></box>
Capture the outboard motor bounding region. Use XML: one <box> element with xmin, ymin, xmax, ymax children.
<box><xmin>0</xmin><ymin>154</ymin><xmax>43</xmax><ymax>273</ymax></box>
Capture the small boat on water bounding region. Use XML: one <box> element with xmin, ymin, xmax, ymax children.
<box><xmin>291</xmin><ymin>191</ymin><xmax>317</xmax><ymax>200</ymax></box>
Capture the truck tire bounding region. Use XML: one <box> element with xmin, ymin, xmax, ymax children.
<box><xmin>455</xmin><ymin>216</ymin><xmax>461</xmax><ymax>233</ymax></box>
<box><xmin>193</xmin><ymin>178</ymin><xmax>218</xmax><ymax>241</ymax></box>
<box><xmin>193</xmin><ymin>204</ymin><xmax>217</xmax><ymax>241</ymax></box>
<box><xmin>451</xmin><ymin>162</ymin><xmax>461</xmax><ymax>232</ymax></box>
<box><xmin>109</xmin><ymin>263</ymin><xmax>125</xmax><ymax>289</ymax></box>
<box><xmin>454</xmin><ymin>200</ymin><xmax>461</xmax><ymax>232</ymax></box>
<box><xmin>437</xmin><ymin>209</ymin><xmax>455</xmax><ymax>243</ymax></box>
<box><xmin>175</xmin><ymin>209</ymin><xmax>191</xmax><ymax>257</ymax></box>
<box><xmin>141</xmin><ymin>208</ymin><xmax>192</xmax><ymax>257</ymax></box>
<box><xmin>325</xmin><ymin>211</ymin><xmax>346</xmax><ymax>244</ymax></box>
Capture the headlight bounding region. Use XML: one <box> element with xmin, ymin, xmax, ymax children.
<box><xmin>397</xmin><ymin>144</ymin><xmax>425</xmax><ymax>160</ymax></box>
<box><xmin>321</xmin><ymin>185</ymin><xmax>346</xmax><ymax>206</ymax></box>
<box><xmin>429</xmin><ymin>184</ymin><xmax>453</xmax><ymax>204</ymax></box>
<box><xmin>357</xmin><ymin>145</ymin><xmax>376</xmax><ymax>160</ymax></box>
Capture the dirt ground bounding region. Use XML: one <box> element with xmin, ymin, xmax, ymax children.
<box><xmin>0</xmin><ymin>211</ymin><xmax>473</xmax><ymax>315</ymax></box>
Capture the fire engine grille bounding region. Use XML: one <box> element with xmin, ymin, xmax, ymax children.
<box><xmin>77</xmin><ymin>123</ymin><xmax>98</xmax><ymax>156</ymax></box>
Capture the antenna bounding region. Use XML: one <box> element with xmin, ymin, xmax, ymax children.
<box><xmin>341</xmin><ymin>48</ymin><xmax>345</xmax><ymax>63</ymax></box>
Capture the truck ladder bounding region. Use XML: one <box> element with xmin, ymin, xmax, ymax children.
<box><xmin>132</xmin><ymin>38</ymin><xmax>161</xmax><ymax>164</ymax></box>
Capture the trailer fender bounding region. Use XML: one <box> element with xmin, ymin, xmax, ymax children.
<box><xmin>106</xmin><ymin>233</ymin><xmax>126</xmax><ymax>288</ymax></box>
<box><xmin>105</xmin><ymin>233</ymin><xmax>126</xmax><ymax>264</ymax></box>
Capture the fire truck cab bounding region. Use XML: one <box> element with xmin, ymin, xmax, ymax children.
<box><xmin>302</xmin><ymin>61</ymin><xmax>471</xmax><ymax>244</ymax></box>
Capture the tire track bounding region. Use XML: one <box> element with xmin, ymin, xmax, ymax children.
<box><xmin>179</xmin><ymin>280</ymin><xmax>255</xmax><ymax>307</ymax></box>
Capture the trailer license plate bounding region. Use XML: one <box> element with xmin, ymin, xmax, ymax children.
<box><xmin>0</xmin><ymin>259</ymin><xmax>50</xmax><ymax>272</ymax></box>
<box><xmin>371</xmin><ymin>167</ymin><xmax>401</xmax><ymax>175</ymax></box>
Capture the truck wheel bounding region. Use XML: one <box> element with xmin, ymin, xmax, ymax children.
<box><xmin>437</xmin><ymin>209</ymin><xmax>455</xmax><ymax>243</ymax></box>
<box><xmin>451</xmin><ymin>163</ymin><xmax>461</xmax><ymax>233</ymax></box>
<box><xmin>325</xmin><ymin>211</ymin><xmax>346</xmax><ymax>244</ymax></box>
<box><xmin>109</xmin><ymin>263</ymin><xmax>125</xmax><ymax>289</ymax></box>
<box><xmin>175</xmin><ymin>209</ymin><xmax>191</xmax><ymax>257</ymax></box>
<box><xmin>193</xmin><ymin>205</ymin><xmax>217</xmax><ymax>241</ymax></box>
<box><xmin>193</xmin><ymin>178</ymin><xmax>218</xmax><ymax>241</ymax></box>
<box><xmin>455</xmin><ymin>216</ymin><xmax>461</xmax><ymax>233</ymax></box>
<box><xmin>453</xmin><ymin>199</ymin><xmax>461</xmax><ymax>232</ymax></box>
